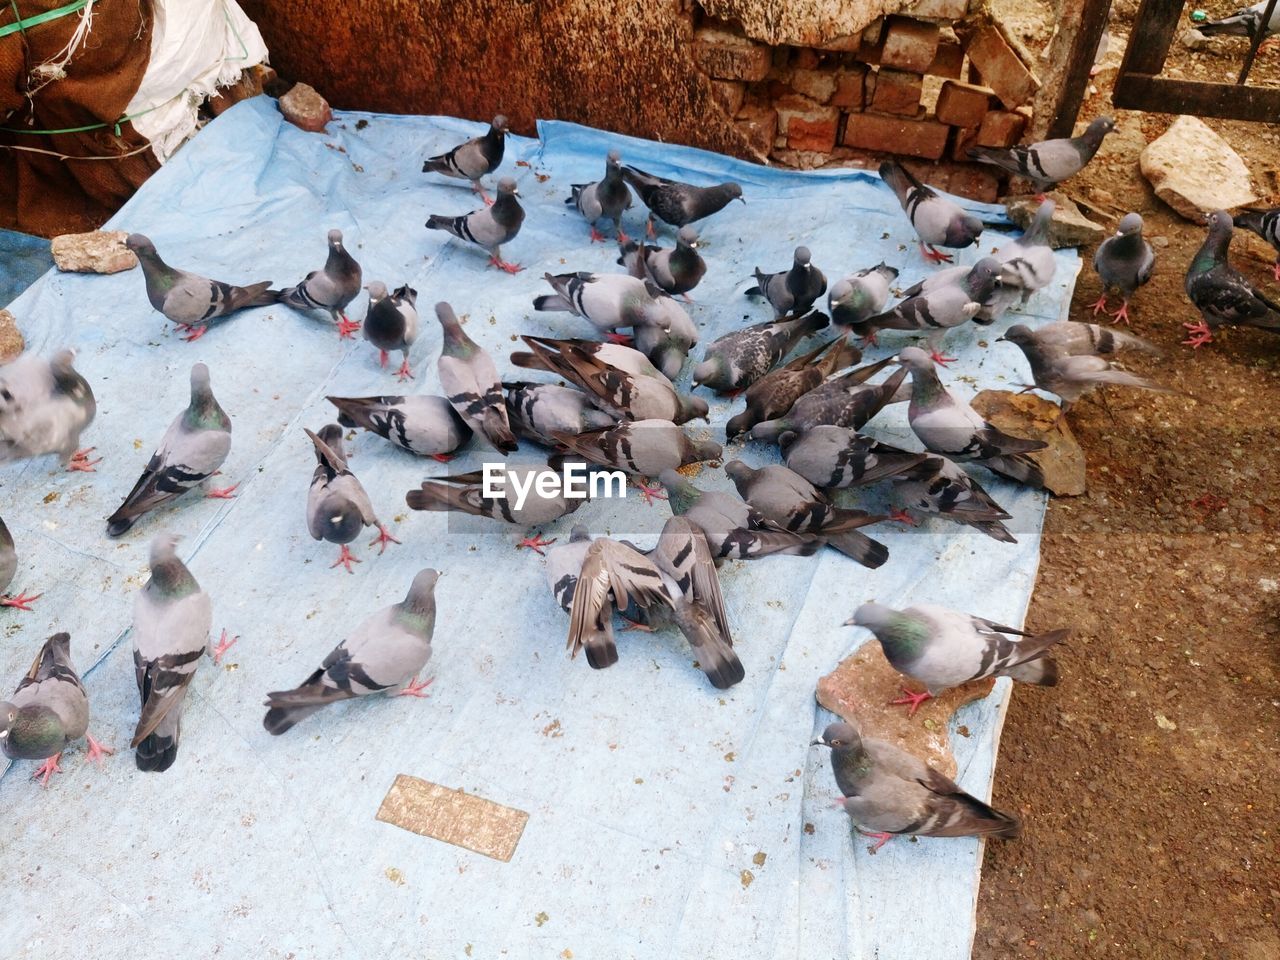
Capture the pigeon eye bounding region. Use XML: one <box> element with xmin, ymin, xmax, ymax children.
<box><xmin>1</xmin><ymin>389</ymin><xmax>11</xmax><ymax>401</ymax></box>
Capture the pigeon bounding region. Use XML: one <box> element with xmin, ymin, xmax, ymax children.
<box><xmin>306</xmin><ymin>425</ymin><xmax>400</xmax><ymax>572</ymax></box>
<box><xmin>633</xmin><ymin>292</ymin><xmax>700</xmax><ymax>379</ymax></box>
<box><xmin>998</xmin><ymin>321</ymin><xmax>1169</xmax><ymax>406</ymax></box>
<box><xmin>532</xmin><ymin>271</ymin><xmax>673</xmax><ymax>334</ymax></box>
<box><xmin>725</xmin><ymin>460</ymin><xmax>888</xmax><ymax>568</ymax></box>
<box><xmin>263</xmin><ymin>568</ymin><xmax>439</xmax><ymax>734</ymax></box>
<box><xmin>778</xmin><ymin>425</ymin><xmax>929</xmax><ymax>490</ymax></box>
<box><xmin>436</xmin><ymin>301</ymin><xmax>519</xmax><ymax>454</ymax></box>
<box><xmin>131</xmin><ymin>533</ymin><xmax>224</xmax><ymax>773</ymax></box>
<box><xmin>848</xmin><ymin>601</ymin><xmax>1067</xmax><ymax>714</ymax></box>
<box><xmin>426</xmin><ymin>176</ymin><xmax>526</xmax><ymax>273</ymax></box>
<box><xmin>2</xmin><ymin>632</ymin><xmax>113</xmax><ymax>785</ymax></box>
<box><xmin>1091</xmin><ymin>212</ymin><xmax>1155</xmax><ymax>324</ymax></box>
<box><xmin>812</xmin><ymin>721</ymin><xmax>1021</xmax><ymax>851</ymax></box>
<box><xmin>126</xmin><ymin>233</ymin><xmax>278</xmax><ymax>342</ymax></box>
<box><xmin>1233</xmin><ymin>207</ymin><xmax>1280</xmax><ymax>282</ymax></box>
<box><xmin>422</xmin><ymin>114</ymin><xmax>508</xmax><ymax>200</ymax></box>
<box><xmin>407</xmin><ymin>465</ymin><xmax>588</xmax><ymax>554</ymax></box>
<box><xmin>725</xmin><ymin>338</ymin><xmax>861</xmax><ymax>440</ymax></box>
<box><xmin>619</xmin><ymin>225</ymin><xmax>706</xmax><ymax>298</ymax></box>
<box><xmin>513</xmin><ymin>335</ymin><xmax>708</xmax><ymax>425</ymax></box>
<box><xmin>545</xmin><ymin>526</ymin><xmax>595</xmax><ymax>615</ymax></box>
<box><xmin>693</xmin><ymin>309</ymin><xmax>829</xmax><ymax>393</ymax></box>
<box><xmin>879</xmin><ymin>160</ymin><xmax>983</xmax><ymax>264</ymax></box>
<box><xmin>860</xmin><ymin>257</ymin><xmax>1003</xmax><ymax>362</ymax></box>
<box><xmin>567</xmin><ymin>149</ymin><xmax>633</xmax><ymax>242</ymax></box>
<box><xmin>563</xmin><ymin>537</ymin><xmax>672</xmax><ymax>669</ymax></box>
<box><xmin>512</xmin><ymin>335</ymin><xmax>664</xmax><ymax>381</ymax></box>
<box><xmin>829</xmin><ymin>263</ymin><xmax>899</xmax><ymax>337</ymax></box>
<box><xmin>362</xmin><ymin>282</ymin><xmax>419</xmax><ymax>381</ymax></box>
<box><xmin>968</xmin><ymin>116</ymin><xmax>1115</xmax><ymax>194</ymax></box>
<box><xmin>894</xmin><ymin>261</ymin><xmax>1020</xmax><ymax>327</ymax></box>
<box><xmin>106</xmin><ymin>363</ymin><xmax>234</xmax><ymax>537</ymax></box>
<box><xmin>0</xmin><ymin>515</ymin><xmax>39</xmax><ymax>611</ymax></box>
<box><xmin>893</xmin><ymin>456</ymin><xmax>1017</xmax><ymax>543</ymax></box>
<box><xmin>745</xmin><ymin>246</ymin><xmax>828</xmax><ymax>318</ymax></box>
<box><xmin>0</xmin><ymin>349</ymin><xmax>97</xmax><ymax>471</ymax></box>
<box><xmin>328</xmin><ymin>394</ymin><xmax>471</xmax><ymax>461</ymax></box>
<box><xmin>898</xmin><ymin>347</ymin><xmax>1046</xmax><ymax>487</ymax></box>
<box><xmin>748</xmin><ymin>357</ymin><xmax>907</xmax><ymax>443</ymax></box>
<box><xmin>995</xmin><ymin>199</ymin><xmax>1058</xmax><ymax>301</ymax></box>
<box><xmin>504</xmin><ymin>381</ymin><xmax>615</xmax><ymax>446</ymax></box>
<box><xmin>659</xmin><ymin>469</ymin><xmax>823</xmax><ymax>561</ymax></box>
<box><xmin>1198</xmin><ymin>1</ymin><xmax>1280</xmax><ymax>45</ymax></box>
<box><xmin>621</xmin><ymin>164</ymin><xmax>744</xmax><ymax>236</ymax></box>
<box><xmin>1184</xmin><ymin>210</ymin><xmax>1280</xmax><ymax>348</ymax></box>
<box><xmin>552</xmin><ymin>419</ymin><xmax>721</xmax><ymax>501</ymax></box>
<box><xmin>278</xmin><ymin>228</ymin><xmax>364</xmax><ymax>338</ymax></box>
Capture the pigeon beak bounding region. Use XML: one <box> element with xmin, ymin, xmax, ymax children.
<box><xmin>995</xmin><ymin>336</ymin><xmax>1007</xmax><ymax>343</ymax></box>
<box><xmin>737</xmin><ymin>196</ymin><xmax>746</xmax><ymax>204</ymax></box>
<box><xmin>810</xmin><ymin>737</ymin><xmax>831</xmax><ymax>748</ymax></box>
<box><xmin>842</xmin><ymin>615</ymin><xmax>858</xmax><ymax>626</ymax></box>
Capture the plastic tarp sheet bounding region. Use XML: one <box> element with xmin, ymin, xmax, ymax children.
<box><xmin>0</xmin><ymin>97</ymin><xmax>1078</xmax><ymax>959</ymax></box>
<box><xmin>0</xmin><ymin>228</ymin><xmax>52</xmax><ymax>308</ymax></box>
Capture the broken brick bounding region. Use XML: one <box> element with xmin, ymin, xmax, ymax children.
<box><xmin>927</xmin><ymin>39</ymin><xmax>965</xmax><ymax>79</ymax></box>
<box><xmin>791</xmin><ymin>66</ymin><xmax>839</xmax><ymax>103</ymax></box>
<box><xmin>841</xmin><ymin>112</ymin><xmax>950</xmax><ymax>160</ymax></box>
<box><xmin>830</xmin><ymin>65</ymin><xmax>868</xmax><ymax>109</ymax></box>
<box><xmin>819</xmin><ymin>34</ymin><xmax>863</xmax><ymax>53</ymax></box>
<box><xmin>735</xmin><ymin>102</ymin><xmax>778</xmax><ymax>157</ymax></box>
<box><xmin>775</xmin><ymin>94</ymin><xmax>840</xmax><ymax>151</ymax></box>
<box><xmin>976</xmin><ymin>109</ymin><xmax>1028</xmax><ymax>147</ymax></box>
<box><xmin>710</xmin><ymin>80</ymin><xmax>747</xmax><ymax>115</ymax></box>
<box><xmin>964</xmin><ymin>25</ymin><xmax>1038</xmax><ymax>108</ymax></box>
<box><xmin>935</xmin><ymin>80</ymin><xmax>993</xmax><ymax>128</ymax></box>
<box><xmin>279</xmin><ymin>82</ymin><xmax>332</xmax><ymax>133</ymax></box>
<box><xmin>869</xmin><ymin>67</ymin><xmax>923</xmax><ymax>116</ymax></box>
<box><xmin>694</xmin><ymin>27</ymin><xmax>772</xmax><ymax>82</ymax></box>
<box><xmin>792</xmin><ymin>47</ymin><xmax>822</xmax><ymax>70</ymax></box>
<box><xmin>902</xmin><ymin>0</ymin><xmax>971</xmax><ymax>19</ymax></box>
<box><xmin>940</xmin><ymin>165</ymin><xmax>1000</xmax><ymax>203</ymax></box>
<box><xmin>880</xmin><ymin>16</ymin><xmax>940</xmax><ymax>73</ymax></box>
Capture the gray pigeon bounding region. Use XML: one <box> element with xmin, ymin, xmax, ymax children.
<box><xmin>1092</xmin><ymin>212</ymin><xmax>1155</xmax><ymax>323</ymax></box>
<box><xmin>106</xmin><ymin>363</ymin><xmax>233</xmax><ymax>537</ymax></box>
<box><xmin>879</xmin><ymin>160</ymin><xmax>983</xmax><ymax>263</ymax></box>
<box><xmin>564</xmin><ymin>536</ymin><xmax>672</xmax><ymax>669</ymax></box>
<box><xmin>693</xmin><ymin>309</ymin><xmax>829</xmax><ymax>393</ymax></box>
<box><xmin>552</xmin><ymin>420</ymin><xmax>722</xmax><ymax>497</ymax></box>
<box><xmin>998</xmin><ymin>321</ymin><xmax>1169</xmax><ymax>405</ymax></box>
<box><xmin>848</xmin><ymin>601</ymin><xmax>1067</xmax><ymax>714</ymax></box>
<box><xmin>126</xmin><ymin>233</ymin><xmax>278</xmax><ymax>342</ymax></box>
<box><xmin>567</xmin><ymin>149</ymin><xmax>633</xmax><ymax>242</ymax></box>
<box><xmin>995</xmin><ymin>199</ymin><xmax>1057</xmax><ymax>301</ymax></box>
<box><xmin>724</xmin><ymin>460</ymin><xmax>888</xmax><ymax>568</ymax></box>
<box><xmin>898</xmin><ymin>347</ymin><xmax>1046</xmax><ymax>487</ymax></box>
<box><xmin>263</xmin><ymin>568</ymin><xmax>439</xmax><ymax>734</ymax></box>
<box><xmin>545</xmin><ymin>526</ymin><xmax>595</xmax><ymax>617</ymax></box>
<box><xmin>0</xmin><ymin>349</ymin><xmax>97</xmax><ymax>471</ymax></box>
<box><xmin>746</xmin><ymin>246</ymin><xmax>828</xmax><ymax>318</ymax></box>
<box><xmin>2</xmin><ymin>632</ymin><xmax>112</xmax><ymax>785</ymax></box>
<box><xmin>532</xmin><ymin>271</ymin><xmax>673</xmax><ymax>334</ymax></box>
<box><xmin>1184</xmin><ymin>210</ymin><xmax>1280</xmax><ymax>348</ymax></box>
<box><xmin>278</xmin><ymin>228</ymin><xmax>364</xmax><ymax>337</ymax></box>
<box><xmin>860</xmin><ymin>257</ymin><xmax>1003</xmax><ymax>362</ymax></box>
<box><xmin>633</xmin><ymin>291</ymin><xmax>700</xmax><ymax>379</ymax></box>
<box><xmin>829</xmin><ymin>263</ymin><xmax>898</xmax><ymax>337</ymax></box>
<box><xmin>1199</xmin><ymin>2</ymin><xmax>1280</xmax><ymax>44</ymax></box>
<box><xmin>969</xmin><ymin>116</ymin><xmax>1115</xmax><ymax>193</ymax></box>
<box><xmin>436</xmin><ymin>301</ymin><xmax>519</xmax><ymax>454</ymax></box>
<box><xmin>813</xmin><ymin>721</ymin><xmax>1020</xmax><ymax>851</ymax></box>
<box><xmin>504</xmin><ymin>381</ymin><xmax>615</xmax><ymax>447</ymax></box>
<box><xmin>327</xmin><ymin>394</ymin><xmax>472</xmax><ymax>461</ymax></box>
<box><xmin>0</xmin><ymin>515</ymin><xmax>38</xmax><ymax>611</ymax></box>
<box><xmin>306</xmin><ymin>424</ymin><xmax>400</xmax><ymax>572</ymax></box>
<box><xmin>896</xmin><ymin>261</ymin><xmax>1020</xmax><ymax>327</ymax></box>
<box><xmin>725</xmin><ymin>338</ymin><xmax>860</xmax><ymax>441</ymax></box>
<box><xmin>893</xmin><ymin>455</ymin><xmax>1017</xmax><ymax>543</ymax></box>
<box><xmin>748</xmin><ymin>357</ymin><xmax>907</xmax><ymax>443</ymax></box>
<box><xmin>659</xmin><ymin>469</ymin><xmax>823</xmax><ymax>561</ymax></box>
<box><xmin>362</xmin><ymin>282</ymin><xmax>419</xmax><ymax>381</ymax></box>
<box><xmin>514</xmin><ymin>335</ymin><xmax>707</xmax><ymax>425</ymax></box>
<box><xmin>621</xmin><ymin>165</ymin><xmax>744</xmax><ymax>236</ymax></box>
<box><xmin>778</xmin><ymin>425</ymin><xmax>929</xmax><ymax>490</ymax></box>
<box><xmin>422</xmin><ymin>115</ymin><xmax>508</xmax><ymax>200</ymax></box>
<box><xmin>131</xmin><ymin>533</ymin><xmax>221</xmax><ymax>773</ymax></box>
<box><xmin>426</xmin><ymin>176</ymin><xmax>526</xmax><ymax>273</ymax></box>
<box><xmin>1233</xmin><ymin>207</ymin><xmax>1280</xmax><ymax>282</ymax></box>
<box><xmin>619</xmin><ymin>226</ymin><xmax>706</xmax><ymax>298</ymax></box>
<box><xmin>512</xmin><ymin>335</ymin><xmax>665</xmax><ymax>380</ymax></box>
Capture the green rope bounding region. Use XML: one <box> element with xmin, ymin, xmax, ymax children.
<box><xmin>0</xmin><ymin>100</ymin><xmax>166</xmax><ymax>136</ymax></box>
<box><xmin>0</xmin><ymin>0</ymin><xmax>89</xmax><ymax>40</ymax></box>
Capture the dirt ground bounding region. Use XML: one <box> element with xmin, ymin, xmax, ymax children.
<box><xmin>972</xmin><ymin>10</ymin><xmax>1280</xmax><ymax>959</ymax></box>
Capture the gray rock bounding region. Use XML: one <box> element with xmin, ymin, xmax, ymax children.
<box><xmin>970</xmin><ymin>389</ymin><xmax>1086</xmax><ymax>496</ymax></box>
<box><xmin>51</xmin><ymin>230</ymin><xmax>136</xmax><ymax>274</ymax></box>
<box><xmin>1004</xmin><ymin>192</ymin><xmax>1105</xmax><ymax>249</ymax></box>
<box><xmin>1139</xmin><ymin>116</ymin><xmax>1258</xmax><ymax>222</ymax></box>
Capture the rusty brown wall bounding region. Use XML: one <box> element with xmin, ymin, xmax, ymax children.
<box><xmin>237</xmin><ymin>0</ymin><xmax>760</xmax><ymax>158</ymax></box>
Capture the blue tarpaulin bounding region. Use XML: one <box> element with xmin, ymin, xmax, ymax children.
<box><xmin>0</xmin><ymin>228</ymin><xmax>52</xmax><ymax>308</ymax></box>
<box><xmin>0</xmin><ymin>97</ymin><xmax>1078</xmax><ymax>959</ymax></box>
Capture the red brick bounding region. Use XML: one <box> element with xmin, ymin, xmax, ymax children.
<box><xmin>709</xmin><ymin>80</ymin><xmax>746</xmax><ymax>115</ymax></box>
<box><xmin>841</xmin><ymin>112</ymin><xmax>950</xmax><ymax>159</ymax></box>
<box><xmin>927</xmin><ymin>39</ymin><xmax>965</xmax><ymax>79</ymax></box>
<box><xmin>976</xmin><ymin>109</ymin><xmax>1028</xmax><ymax>147</ymax></box>
<box><xmin>735</xmin><ymin>102</ymin><xmax>778</xmax><ymax>157</ymax></box>
<box><xmin>819</xmin><ymin>33</ymin><xmax>863</xmax><ymax>53</ymax></box>
<box><xmin>694</xmin><ymin>27</ymin><xmax>772</xmax><ymax>82</ymax></box>
<box><xmin>791</xmin><ymin>66</ymin><xmax>839</xmax><ymax>102</ymax></box>
<box><xmin>935</xmin><ymin>80</ymin><xmax>993</xmax><ymax>128</ymax></box>
<box><xmin>880</xmin><ymin>16</ymin><xmax>940</xmax><ymax>73</ymax></box>
<box><xmin>868</xmin><ymin>68</ymin><xmax>923</xmax><ymax>116</ymax></box>
<box><xmin>830</xmin><ymin>65</ymin><xmax>867</xmax><ymax>108</ymax></box>
<box><xmin>859</xmin><ymin>20</ymin><xmax>885</xmax><ymax>65</ymax></box>
<box><xmin>792</xmin><ymin>47</ymin><xmax>821</xmax><ymax>70</ymax></box>
<box><xmin>902</xmin><ymin>0</ymin><xmax>971</xmax><ymax>19</ymax></box>
<box><xmin>775</xmin><ymin>94</ymin><xmax>840</xmax><ymax>151</ymax></box>
<box><xmin>949</xmin><ymin>126</ymin><xmax>979</xmax><ymax>162</ymax></box>
<box><xmin>964</xmin><ymin>25</ymin><xmax>1038</xmax><ymax>108</ymax></box>
<box><xmin>938</xmin><ymin>166</ymin><xmax>1000</xmax><ymax>203</ymax></box>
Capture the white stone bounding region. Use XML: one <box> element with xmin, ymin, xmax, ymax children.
<box><xmin>1139</xmin><ymin>116</ymin><xmax>1259</xmax><ymax>222</ymax></box>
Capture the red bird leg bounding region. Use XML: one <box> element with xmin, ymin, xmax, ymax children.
<box><xmin>1090</xmin><ymin>294</ymin><xmax>1109</xmax><ymax>315</ymax></box>
<box><xmin>397</xmin><ymin>676</ymin><xmax>435</xmax><ymax>698</ymax></box>
<box><xmin>181</xmin><ymin>325</ymin><xmax>208</xmax><ymax>343</ymax></box>
<box><xmin>32</xmin><ymin>753</ymin><xmax>63</xmax><ymax>787</ymax></box>
<box><xmin>1110</xmin><ymin>300</ymin><xmax>1132</xmax><ymax>325</ymax></box>
<box><xmin>1181</xmin><ymin>320</ymin><xmax>1214</xmax><ymax>349</ymax></box>
<box><xmin>605</xmin><ymin>332</ymin><xmax>634</xmax><ymax>345</ymax></box>
<box><xmin>516</xmin><ymin>532</ymin><xmax>556</xmax><ymax>555</ymax></box>
<box><xmin>589</xmin><ymin>225</ymin><xmax>606</xmax><ymax>243</ymax></box>
<box><xmin>430</xmin><ymin>452</ymin><xmax>454</xmax><ymax>463</ymax></box>
<box><xmin>336</xmin><ymin>312</ymin><xmax>361</xmax><ymax>338</ymax></box>
<box><xmin>369</xmin><ymin>524</ymin><xmax>402</xmax><ymax>554</ymax></box>
<box><xmin>619</xmin><ymin>617</ymin><xmax>655</xmax><ymax>633</ymax></box>
<box><xmin>888</xmin><ymin>509</ymin><xmax>918</xmax><ymax>526</ymax></box>
<box><xmin>681</xmin><ymin>293</ymin><xmax>695</xmax><ymax>303</ymax></box>
<box><xmin>84</xmin><ymin>734</ymin><xmax>114</xmax><ymax>768</ymax></box>
<box><xmin>66</xmin><ymin>448</ymin><xmax>101</xmax><ymax>472</ymax></box>
<box><xmin>929</xmin><ymin>348</ymin><xmax>958</xmax><ymax>365</ymax></box>
<box><xmin>395</xmin><ymin>358</ymin><xmax>414</xmax><ymax>381</ymax></box>
<box><xmin>616</xmin><ymin>227</ymin><xmax>631</xmax><ymax>244</ymax></box>
<box><xmin>646</xmin><ymin>217</ymin><xmax>657</xmax><ymax>239</ymax></box>
<box><xmin>919</xmin><ymin>242</ymin><xmax>953</xmax><ymax>264</ymax></box>
<box><xmin>205</xmin><ymin>480</ymin><xmax>239</xmax><ymax>499</ymax></box>
<box><xmin>210</xmin><ymin>629</ymin><xmax>240</xmax><ymax>665</ymax></box>
<box><xmin>889</xmin><ymin>687</ymin><xmax>934</xmax><ymax>716</ymax></box>
<box><xmin>860</xmin><ymin>331</ymin><xmax>879</xmax><ymax>347</ymax></box>
<box><xmin>331</xmin><ymin>544</ymin><xmax>361</xmax><ymax>573</ymax></box>
<box><xmin>632</xmin><ymin>477</ymin><xmax>668</xmax><ymax>506</ymax></box>
<box><xmin>487</xmin><ymin>254</ymin><xmax>524</xmax><ymax>274</ymax></box>
<box><xmin>858</xmin><ymin>829</ymin><xmax>896</xmax><ymax>853</ymax></box>
<box><xmin>0</xmin><ymin>591</ymin><xmax>41</xmax><ymax>611</ymax></box>
<box><xmin>379</xmin><ymin>350</ymin><xmax>389</xmax><ymax>368</ymax></box>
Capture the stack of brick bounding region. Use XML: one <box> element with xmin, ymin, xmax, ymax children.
<box><xmin>690</xmin><ymin>6</ymin><xmax>1040</xmax><ymax>202</ymax></box>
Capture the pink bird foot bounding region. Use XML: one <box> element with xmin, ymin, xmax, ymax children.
<box><xmin>369</xmin><ymin>524</ymin><xmax>402</xmax><ymax>555</ymax></box>
<box><xmin>617</xmin><ymin>228</ymin><xmax>632</xmax><ymax>245</ymax></box>
<box><xmin>66</xmin><ymin>448</ymin><xmax>100</xmax><ymax>472</ymax></box>
<box><xmin>920</xmin><ymin>243</ymin><xmax>953</xmax><ymax>264</ymax></box>
<box><xmin>1110</xmin><ymin>300</ymin><xmax>1132</xmax><ymax>325</ymax></box>
<box><xmin>394</xmin><ymin>359</ymin><xmax>414</xmax><ymax>382</ymax></box>
<box><xmin>430</xmin><ymin>452</ymin><xmax>455</xmax><ymax>463</ymax></box>
<box><xmin>589</xmin><ymin>226</ymin><xmax>607</xmax><ymax>243</ymax></box>
<box><xmin>516</xmin><ymin>533</ymin><xmax>557</xmax><ymax>556</ymax></box>
<box><xmin>210</xmin><ymin>628</ymin><xmax>240</xmax><ymax>665</ymax></box>
<box><xmin>331</xmin><ymin>544</ymin><xmax>361</xmax><ymax>573</ymax></box>
<box><xmin>181</xmin><ymin>324</ymin><xmax>209</xmax><ymax>343</ymax></box>
<box><xmin>858</xmin><ymin>829</ymin><xmax>896</xmax><ymax>853</ymax></box>
<box><xmin>379</xmin><ymin>350</ymin><xmax>389</xmax><ymax>368</ymax></box>
<box><xmin>84</xmin><ymin>734</ymin><xmax>114</xmax><ymax>768</ymax></box>
<box><xmin>681</xmin><ymin>293</ymin><xmax>695</xmax><ymax>303</ymax></box>
<box><xmin>888</xmin><ymin>509</ymin><xmax>918</xmax><ymax>526</ymax></box>
<box><xmin>605</xmin><ymin>332</ymin><xmax>634</xmax><ymax>345</ymax></box>
<box><xmin>619</xmin><ymin>617</ymin><xmax>655</xmax><ymax>633</ymax></box>
<box><xmin>397</xmin><ymin>676</ymin><xmax>435</xmax><ymax>698</ymax></box>
<box><xmin>646</xmin><ymin>219</ymin><xmax>657</xmax><ymax>240</ymax></box>
<box><xmin>1090</xmin><ymin>294</ymin><xmax>1110</xmax><ymax>316</ymax></box>
<box><xmin>929</xmin><ymin>349</ymin><xmax>957</xmax><ymax>365</ymax></box>
<box><xmin>337</xmin><ymin>314</ymin><xmax>362</xmax><ymax>338</ymax></box>
<box><xmin>632</xmin><ymin>478</ymin><xmax>668</xmax><ymax>506</ymax></box>
<box><xmin>889</xmin><ymin>687</ymin><xmax>934</xmax><ymax>717</ymax></box>
<box><xmin>0</xmin><ymin>590</ymin><xmax>41</xmax><ymax>611</ymax></box>
<box><xmin>488</xmin><ymin>255</ymin><xmax>524</xmax><ymax>274</ymax></box>
<box><xmin>860</xmin><ymin>331</ymin><xmax>880</xmax><ymax>347</ymax></box>
<box><xmin>205</xmin><ymin>481</ymin><xmax>239</xmax><ymax>499</ymax></box>
<box><xmin>1182</xmin><ymin>319</ymin><xmax>1214</xmax><ymax>349</ymax></box>
<box><xmin>31</xmin><ymin>753</ymin><xmax>63</xmax><ymax>787</ymax></box>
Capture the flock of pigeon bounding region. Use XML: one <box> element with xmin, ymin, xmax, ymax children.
<box><xmin>1</xmin><ymin>108</ymin><xmax>1278</xmax><ymax>853</ymax></box>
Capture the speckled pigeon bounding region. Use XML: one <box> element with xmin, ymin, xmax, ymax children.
<box><xmin>621</xmin><ymin>164</ymin><xmax>744</xmax><ymax>236</ymax></box>
<box><xmin>693</xmin><ymin>309</ymin><xmax>828</xmax><ymax>393</ymax></box>
<box><xmin>278</xmin><ymin>228</ymin><xmax>363</xmax><ymax>337</ymax></box>
<box><xmin>725</xmin><ymin>338</ymin><xmax>860</xmax><ymax>440</ymax></box>
<box><xmin>893</xmin><ymin>456</ymin><xmax>1017</xmax><ymax>543</ymax></box>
